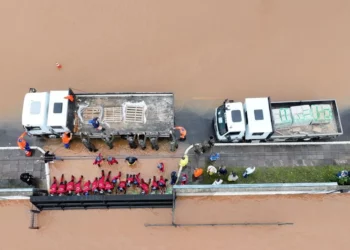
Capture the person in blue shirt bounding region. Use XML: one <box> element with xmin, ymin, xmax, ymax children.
<box><xmin>89</xmin><ymin>117</ymin><xmax>105</xmax><ymax>131</ymax></box>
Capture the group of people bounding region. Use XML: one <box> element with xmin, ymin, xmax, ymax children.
<box><xmin>92</xmin><ymin>153</ymin><xmax>139</xmax><ymax>168</ymax></box>
<box><xmin>49</xmin><ymin>170</ymin><xmax>172</xmax><ymax>196</ymax></box>
<box><xmin>192</xmin><ymin>165</ymin><xmax>256</xmax><ymax>185</ymax></box>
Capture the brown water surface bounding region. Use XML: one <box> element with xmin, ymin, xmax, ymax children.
<box><xmin>1</xmin><ymin>194</ymin><xmax>350</xmax><ymax>250</ymax></box>
<box><xmin>1</xmin><ymin>0</ymin><xmax>350</xmax><ymax>121</ymax></box>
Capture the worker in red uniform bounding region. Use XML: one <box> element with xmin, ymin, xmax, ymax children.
<box><xmin>66</xmin><ymin>175</ymin><xmax>75</xmax><ymax>195</ymax></box>
<box><xmin>91</xmin><ymin>177</ymin><xmax>99</xmax><ymax>194</ymax></box>
<box><xmin>158</xmin><ymin>176</ymin><xmax>168</xmax><ymax>194</ymax></box>
<box><xmin>133</xmin><ymin>173</ymin><xmax>141</xmax><ymax>187</ymax></box>
<box><xmin>17</xmin><ymin>132</ymin><xmax>32</xmax><ymax>156</ymax></box>
<box><xmin>117</xmin><ymin>177</ymin><xmax>127</xmax><ymax>194</ymax></box>
<box><xmin>174</xmin><ymin>126</ymin><xmax>187</xmax><ymax>141</ymax></box>
<box><xmin>140</xmin><ymin>178</ymin><xmax>151</xmax><ymax>195</ymax></box>
<box><xmin>50</xmin><ymin>177</ymin><xmax>58</xmax><ymax>196</ymax></box>
<box><xmin>93</xmin><ymin>153</ymin><xmax>104</xmax><ymax>167</ymax></box>
<box><xmin>151</xmin><ymin>176</ymin><xmax>159</xmax><ymax>192</ymax></box>
<box><xmin>112</xmin><ymin>171</ymin><xmax>122</xmax><ymax>184</ymax></box>
<box><xmin>98</xmin><ymin>170</ymin><xmax>106</xmax><ymax>194</ymax></box>
<box><xmin>107</xmin><ymin>156</ymin><xmax>118</xmax><ymax>166</ymax></box>
<box><xmin>181</xmin><ymin>173</ymin><xmax>188</xmax><ymax>185</ymax></box>
<box><xmin>105</xmin><ymin>171</ymin><xmax>114</xmax><ymax>194</ymax></box>
<box><xmin>75</xmin><ymin>175</ymin><xmax>83</xmax><ymax>196</ymax></box>
<box><xmin>126</xmin><ymin>174</ymin><xmax>134</xmax><ymax>187</ymax></box>
<box><xmin>57</xmin><ymin>174</ymin><xmax>67</xmax><ymax>196</ymax></box>
<box><xmin>61</xmin><ymin>132</ymin><xmax>73</xmax><ymax>149</ymax></box>
<box><xmin>157</xmin><ymin>162</ymin><xmax>165</xmax><ymax>173</ymax></box>
<box><xmin>83</xmin><ymin>179</ymin><xmax>91</xmax><ymax>196</ymax></box>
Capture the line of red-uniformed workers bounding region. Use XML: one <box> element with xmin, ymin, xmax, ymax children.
<box><xmin>49</xmin><ymin>171</ymin><xmax>168</xmax><ymax>196</ymax></box>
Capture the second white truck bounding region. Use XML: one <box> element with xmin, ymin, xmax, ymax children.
<box><xmin>213</xmin><ymin>97</ymin><xmax>343</xmax><ymax>143</ymax></box>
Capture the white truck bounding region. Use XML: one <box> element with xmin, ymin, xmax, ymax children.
<box><xmin>22</xmin><ymin>88</ymin><xmax>179</xmax><ymax>150</ymax></box>
<box><xmin>213</xmin><ymin>97</ymin><xmax>343</xmax><ymax>142</ymax></box>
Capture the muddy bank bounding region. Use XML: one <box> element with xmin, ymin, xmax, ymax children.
<box><xmin>1</xmin><ymin>0</ymin><xmax>350</xmax><ymax>122</ymax></box>
<box><xmin>1</xmin><ymin>194</ymin><xmax>350</xmax><ymax>250</ymax></box>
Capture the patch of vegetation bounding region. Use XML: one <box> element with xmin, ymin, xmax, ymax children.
<box><xmin>199</xmin><ymin>165</ymin><xmax>349</xmax><ymax>185</ymax></box>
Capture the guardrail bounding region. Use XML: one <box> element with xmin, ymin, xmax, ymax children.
<box><xmin>30</xmin><ymin>194</ymin><xmax>174</xmax><ymax>210</ymax></box>
<box><xmin>173</xmin><ymin>182</ymin><xmax>339</xmax><ymax>196</ymax></box>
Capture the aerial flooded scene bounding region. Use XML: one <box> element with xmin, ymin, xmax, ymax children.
<box><xmin>1</xmin><ymin>0</ymin><xmax>350</xmax><ymax>249</ymax></box>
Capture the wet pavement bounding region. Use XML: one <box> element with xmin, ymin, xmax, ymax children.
<box><xmin>1</xmin><ymin>108</ymin><xmax>349</xmax><ymax>147</ymax></box>
<box><xmin>183</xmin><ymin>143</ymin><xmax>350</xmax><ymax>182</ymax></box>
<box><xmin>0</xmin><ymin>108</ymin><xmax>349</xmax><ymax>190</ymax></box>
<box><xmin>0</xmin><ymin>149</ymin><xmax>46</xmax><ymax>189</ymax></box>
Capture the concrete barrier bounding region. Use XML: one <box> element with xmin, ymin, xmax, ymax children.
<box><xmin>0</xmin><ymin>188</ymin><xmax>34</xmax><ymax>199</ymax></box>
<box><xmin>173</xmin><ymin>182</ymin><xmax>339</xmax><ymax>196</ymax></box>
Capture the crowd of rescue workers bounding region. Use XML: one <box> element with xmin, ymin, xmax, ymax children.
<box><xmin>48</xmin><ymin>154</ymin><xmax>186</xmax><ymax>196</ymax></box>
<box><xmin>17</xmin><ymin>119</ymin><xmax>258</xmax><ymax>194</ymax></box>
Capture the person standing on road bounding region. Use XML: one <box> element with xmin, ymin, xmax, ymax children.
<box><xmin>174</xmin><ymin>126</ymin><xmax>187</xmax><ymax>141</ymax></box>
<box><xmin>125</xmin><ymin>156</ymin><xmax>138</xmax><ymax>166</ymax></box>
<box><xmin>20</xmin><ymin>173</ymin><xmax>34</xmax><ymax>186</ymax></box>
<box><xmin>75</xmin><ymin>175</ymin><xmax>83</xmax><ymax>196</ymax></box>
<box><xmin>179</xmin><ymin>155</ymin><xmax>189</xmax><ymax>168</ymax></box>
<box><xmin>89</xmin><ymin>117</ymin><xmax>105</xmax><ymax>131</ymax></box>
<box><xmin>193</xmin><ymin>168</ymin><xmax>203</xmax><ymax>180</ymax></box>
<box><xmin>80</xmin><ymin>134</ymin><xmax>98</xmax><ymax>152</ymax></box>
<box><xmin>170</xmin><ymin>171</ymin><xmax>177</xmax><ymax>185</ymax></box>
<box><xmin>207</xmin><ymin>165</ymin><xmax>217</xmax><ymax>176</ymax></box>
<box><xmin>61</xmin><ymin>132</ymin><xmax>73</xmax><ymax>149</ymax></box>
<box><xmin>243</xmin><ymin>167</ymin><xmax>256</xmax><ymax>178</ymax></box>
<box><xmin>218</xmin><ymin>166</ymin><xmax>228</xmax><ymax>176</ymax></box>
<box><xmin>107</xmin><ymin>156</ymin><xmax>118</xmax><ymax>166</ymax></box>
<box><xmin>181</xmin><ymin>174</ymin><xmax>188</xmax><ymax>185</ymax></box>
<box><xmin>228</xmin><ymin>172</ymin><xmax>239</xmax><ymax>182</ymax></box>
<box><xmin>140</xmin><ymin>178</ymin><xmax>151</xmax><ymax>195</ymax></box>
<box><xmin>17</xmin><ymin>132</ymin><xmax>32</xmax><ymax>156</ymax></box>
<box><xmin>93</xmin><ymin>153</ymin><xmax>104</xmax><ymax>167</ymax></box>
<box><xmin>83</xmin><ymin>179</ymin><xmax>91</xmax><ymax>196</ymax></box>
<box><xmin>157</xmin><ymin>162</ymin><xmax>165</xmax><ymax>173</ymax></box>
<box><xmin>212</xmin><ymin>178</ymin><xmax>223</xmax><ymax>185</ymax></box>
<box><xmin>50</xmin><ymin>177</ymin><xmax>58</xmax><ymax>196</ymax></box>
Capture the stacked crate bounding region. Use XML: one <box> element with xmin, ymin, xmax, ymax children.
<box><xmin>272</xmin><ymin>108</ymin><xmax>293</xmax><ymax>129</ymax></box>
<box><xmin>311</xmin><ymin>104</ymin><xmax>333</xmax><ymax>124</ymax></box>
<box><xmin>290</xmin><ymin>105</ymin><xmax>313</xmax><ymax>126</ymax></box>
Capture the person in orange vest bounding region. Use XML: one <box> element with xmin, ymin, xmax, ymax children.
<box><xmin>174</xmin><ymin>126</ymin><xmax>187</xmax><ymax>141</ymax></box>
<box><xmin>61</xmin><ymin>132</ymin><xmax>73</xmax><ymax>149</ymax></box>
<box><xmin>17</xmin><ymin>132</ymin><xmax>31</xmax><ymax>156</ymax></box>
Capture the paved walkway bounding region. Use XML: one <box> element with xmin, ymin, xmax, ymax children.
<box><xmin>183</xmin><ymin>142</ymin><xmax>350</xmax><ymax>182</ymax></box>
<box><xmin>0</xmin><ymin>149</ymin><xmax>46</xmax><ymax>189</ymax></box>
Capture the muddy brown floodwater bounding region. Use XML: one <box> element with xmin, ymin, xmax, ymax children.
<box><xmin>1</xmin><ymin>0</ymin><xmax>350</xmax><ymax>248</ymax></box>
<box><xmin>1</xmin><ymin>0</ymin><xmax>350</xmax><ymax>121</ymax></box>
<box><xmin>1</xmin><ymin>194</ymin><xmax>350</xmax><ymax>250</ymax></box>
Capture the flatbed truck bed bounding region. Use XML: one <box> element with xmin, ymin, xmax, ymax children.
<box><xmin>75</xmin><ymin>92</ymin><xmax>174</xmax><ymax>137</ymax></box>
<box><xmin>270</xmin><ymin>99</ymin><xmax>342</xmax><ymax>140</ymax></box>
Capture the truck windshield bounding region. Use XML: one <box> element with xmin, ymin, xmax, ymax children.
<box><xmin>217</xmin><ymin>105</ymin><xmax>228</xmax><ymax>135</ymax></box>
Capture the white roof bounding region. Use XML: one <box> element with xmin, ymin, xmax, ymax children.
<box><xmin>245</xmin><ymin>98</ymin><xmax>273</xmax><ymax>133</ymax></box>
<box><xmin>225</xmin><ymin>102</ymin><xmax>246</xmax><ymax>133</ymax></box>
<box><xmin>47</xmin><ymin>90</ymin><xmax>69</xmax><ymax>127</ymax></box>
<box><xmin>22</xmin><ymin>92</ymin><xmax>50</xmax><ymax>127</ymax></box>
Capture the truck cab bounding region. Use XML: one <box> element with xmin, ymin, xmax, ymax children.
<box><xmin>22</xmin><ymin>92</ymin><xmax>52</xmax><ymax>136</ymax></box>
<box><xmin>244</xmin><ymin>98</ymin><xmax>273</xmax><ymax>141</ymax></box>
<box><xmin>214</xmin><ymin>101</ymin><xmax>246</xmax><ymax>142</ymax></box>
<box><xmin>214</xmin><ymin>97</ymin><xmax>274</xmax><ymax>142</ymax></box>
<box><xmin>22</xmin><ymin>89</ymin><xmax>74</xmax><ymax>137</ymax></box>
